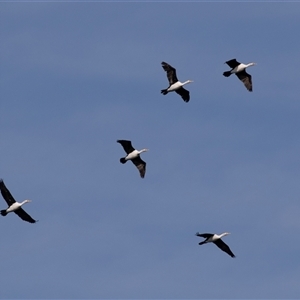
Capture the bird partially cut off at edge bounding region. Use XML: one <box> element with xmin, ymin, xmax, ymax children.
<box><xmin>0</xmin><ymin>179</ymin><xmax>37</xmax><ymax>223</ymax></box>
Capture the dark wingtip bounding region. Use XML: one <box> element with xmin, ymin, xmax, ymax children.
<box><xmin>29</xmin><ymin>219</ymin><xmax>38</xmax><ymax>224</ymax></box>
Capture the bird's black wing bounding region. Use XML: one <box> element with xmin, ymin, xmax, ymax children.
<box><xmin>225</xmin><ymin>58</ymin><xmax>240</xmax><ymax>69</ymax></box>
<box><xmin>175</xmin><ymin>87</ymin><xmax>190</xmax><ymax>102</ymax></box>
<box><xmin>131</xmin><ymin>157</ymin><xmax>146</xmax><ymax>178</ymax></box>
<box><xmin>0</xmin><ymin>179</ymin><xmax>16</xmax><ymax>206</ymax></box>
<box><xmin>195</xmin><ymin>232</ymin><xmax>213</xmax><ymax>238</ymax></box>
<box><xmin>161</xmin><ymin>62</ymin><xmax>178</xmax><ymax>85</ymax></box>
<box><xmin>14</xmin><ymin>208</ymin><xmax>37</xmax><ymax>223</ymax></box>
<box><xmin>117</xmin><ymin>140</ymin><xmax>135</xmax><ymax>154</ymax></box>
<box><xmin>236</xmin><ymin>70</ymin><xmax>252</xmax><ymax>91</ymax></box>
<box><xmin>214</xmin><ymin>239</ymin><xmax>235</xmax><ymax>257</ymax></box>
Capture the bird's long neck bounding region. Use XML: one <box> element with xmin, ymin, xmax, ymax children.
<box><xmin>182</xmin><ymin>80</ymin><xmax>191</xmax><ymax>86</ymax></box>
<box><xmin>219</xmin><ymin>232</ymin><xmax>228</xmax><ymax>238</ymax></box>
<box><xmin>246</xmin><ymin>63</ymin><xmax>255</xmax><ymax>68</ymax></box>
<box><xmin>138</xmin><ymin>149</ymin><xmax>147</xmax><ymax>154</ymax></box>
<box><xmin>20</xmin><ymin>200</ymin><xmax>29</xmax><ymax>206</ymax></box>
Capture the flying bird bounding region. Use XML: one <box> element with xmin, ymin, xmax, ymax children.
<box><xmin>195</xmin><ymin>232</ymin><xmax>235</xmax><ymax>258</ymax></box>
<box><xmin>0</xmin><ymin>179</ymin><xmax>37</xmax><ymax>223</ymax></box>
<box><xmin>161</xmin><ymin>61</ymin><xmax>193</xmax><ymax>102</ymax></box>
<box><xmin>117</xmin><ymin>140</ymin><xmax>148</xmax><ymax>178</ymax></box>
<box><xmin>223</xmin><ymin>58</ymin><xmax>256</xmax><ymax>91</ymax></box>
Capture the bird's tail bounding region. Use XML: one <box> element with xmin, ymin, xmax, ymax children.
<box><xmin>161</xmin><ymin>89</ymin><xmax>168</xmax><ymax>95</ymax></box>
<box><xmin>120</xmin><ymin>157</ymin><xmax>127</xmax><ymax>164</ymax></box>
<box><xmin>0</xmin><ymin>210</ymin><xmax>7</xmax><ymax>216</ymax></box>
<box><xmin>223</xmin><ymin>71</ymin><xmax>232</xmax><ymax>77</ymax></box>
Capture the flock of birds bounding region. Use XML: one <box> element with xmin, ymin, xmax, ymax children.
<box><xmin>1</xmin><ymin>58</ymin><xmax>256</xmax><ymax>258</ymax></box>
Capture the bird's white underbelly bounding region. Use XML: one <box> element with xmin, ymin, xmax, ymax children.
<box><xmin>232</xmin><ymin>64</ymin><xmax>246</xmax><ymax>73</ymax></box>
<box><xmin>209</xmin><ymin>235</ymin><xmax>218</xmax><ymax>242</ymax></box>
<box><xmin>168</xmin><ymin>82</ymin><xmax>182</xmax><ymax>91</ymax></box>
<box><xmin>126</xmin><ymin>150</ymin><xmax>139</xmax><ymax>160</ymax></box>
<box><xmin>7</xmin><ymin>203</ymin><xmax>21</xmax><ymax>213</ymax></box>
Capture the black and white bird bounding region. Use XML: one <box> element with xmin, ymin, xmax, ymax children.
<box><xmin>0</xmin><ymin>179</ymin><xmax>37</xmax><ymax>223</ymax></box>
<box><xmin>117</xmin><ymin>140</ymin><xmax>148</xmax><ymax>178</ymax></box>
<box><xmin>223</xmin><ymin>58</ymin><xmax>256</xmax><ymax>91</ymax></box>
<box><xmin>161</xmin><ymin>61</ymin><xmax>193</xmax><ymax>102</ymax></box>
<box><xmin>195</xmin><ymin>232</ymin><xmax>235</xmax><ymax>258</ymax></box>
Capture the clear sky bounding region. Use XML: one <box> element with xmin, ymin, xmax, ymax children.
<box><xmin>1</xmin><ymin>1</ymin><xmax>300</xmax><ymax>299</ymax></box>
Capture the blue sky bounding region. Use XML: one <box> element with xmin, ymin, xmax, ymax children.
<box><xmin>1</xmin><ymin>2</ymin><xmax>300</xmax><ymax>299</ymax></box>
